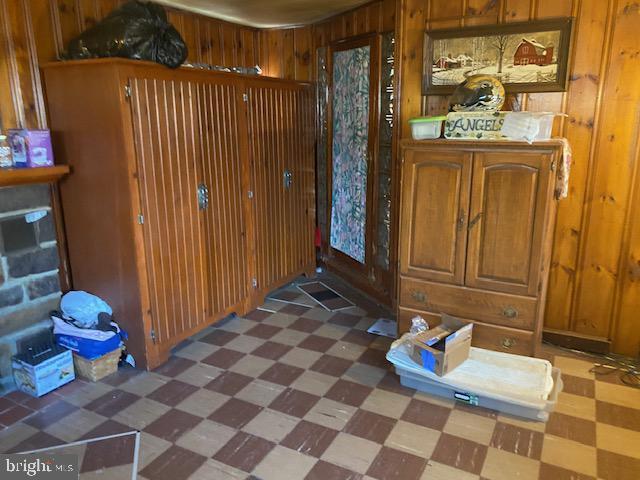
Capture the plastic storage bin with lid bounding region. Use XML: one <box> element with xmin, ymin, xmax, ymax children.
<box><xmin>501</xmin><ymin>112</ymin><xmax>561</xmax><ymax>143</ymax></box>
<box><xmin>409</xmin><ymin>116</ymin><xmax>446</xmax><ymax>140</ymax></box>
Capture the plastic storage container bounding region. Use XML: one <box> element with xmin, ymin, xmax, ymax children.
<box><xmin>501</xmin><ymin>112</ymin><xmax>557</xmax><ymax>143</ymax></box>
<box><xmin>409</xmin><ymin>116</ymin><xmax>446</xmax><ymax>140</ymax></box>
<box><xmin>387</xmin><ymin>342</ymin><xmax>562</xmax><ymax>421</ymax></box>
<box><xmin>396</xmin><ymin>365</ymin><xmax>562</xmax><ymax>421</ymax></box>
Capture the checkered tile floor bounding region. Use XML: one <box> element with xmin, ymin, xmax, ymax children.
<box><xmin>1</xmin><ymin>278</ymin><xmax>639</xmax><ymax>480</ymax></box>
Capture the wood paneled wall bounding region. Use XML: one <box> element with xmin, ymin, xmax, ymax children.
<box><xmin>0</xmin><ymin>0</ymin><xmax>390</xmax><ymax>132</ymax></box>
<box><xmin>258</xmin><ymin>0</ymin><xmax>397</xmax><ymax>81</ymax></box>
<box><xmin>0</xmin><ymin>0</ymin><xmax>260</xmax><ymax>131</ymax></box>
<box><xmin>4</xmin><ymin>0</ymin><xmax>638</xmax><ymax>356</ymax></box>
<box><xmin>165</xmin><ymin>8</ymin><xmax>260</xmax><ymax>67</ymax></box>
<box><xmin>398</xmin><ymin>0</ymin><xmax>640</xmax><ymax>356</ymax></box>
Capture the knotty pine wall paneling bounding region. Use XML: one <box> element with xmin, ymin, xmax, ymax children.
<box><xmin>398</xmin><ymin>0</ymin><xmax>640</xmax><ymax>356</ymax></box>
<box><xmin>7</xmin><ymin>0</ymin><xmax>637</xmax><ymax>356</ymax></box>
<box><xmin>259</xmin><ymin>0</ymin><xmax>397</xmax><ymax>80</ymax></box>
<box><xmin>166</xmin><ymin>8</ymin><xmax>260</xmax><ymax>67</ymax></box>
<box><xmin>0</xmin><ymin>0</ymin><xmax>260</xmax><ymax>132</ymax></box>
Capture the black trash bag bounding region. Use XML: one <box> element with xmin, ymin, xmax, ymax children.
<box><xmin>64</xmin><ymin>0</ymin><xmax>187</xmax><ymax>68</ymax></box>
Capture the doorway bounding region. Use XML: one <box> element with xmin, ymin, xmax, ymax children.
<box><xmin>325</xmin><ymin>33</ymin><xmax>394</xmax><ymax>304</ymax></box>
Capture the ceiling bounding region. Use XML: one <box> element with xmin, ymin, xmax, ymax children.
<box><xmin>155</xmin><ymin>0</ymin><xmax>372</xmax><ymax>28</ymax></box>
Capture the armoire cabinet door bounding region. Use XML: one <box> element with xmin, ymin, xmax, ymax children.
<box><xmin>400</xmin><ymin>149</ymin><xmax>472</xmax><ymax>285</ymax></box>
<box><xmin>246</xmin><ymin>79</ymin><xmax>315</xmax><ymax>291</ymax></box>
<box><xmin>128</xmin><ymin>76</ymin><xmax>208</xmax><ymax>347</ymax></box>
<box><xmin>197</xmin><ymin>80</ymin><xmax>250</xmax><ymax>316</ymax></box>
<box><xmin>465</xmin><ymin>151</ymin><xmax>553</xmax><ymax>296</ymax></box>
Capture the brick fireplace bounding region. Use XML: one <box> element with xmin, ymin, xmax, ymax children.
<box><xmin>0</xmin><ymin>185</ymin><xmax>62</xmax><ymax>393</ymax></box>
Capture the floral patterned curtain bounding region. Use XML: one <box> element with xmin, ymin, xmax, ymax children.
<box><xmin>330</xmin><ymin>46</ymin><xmax>371</xmax><ymax>264</ymax></box>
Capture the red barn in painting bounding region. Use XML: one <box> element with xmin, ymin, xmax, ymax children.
<box><xmin>434</xmin><ymin>56</ymin><xmax>459</xmax><ymax>69</ymax></box>
<box><xmin>513</xmin><ymin>38</ymin><xmax>554</xmax><ymax>66</ymax></box>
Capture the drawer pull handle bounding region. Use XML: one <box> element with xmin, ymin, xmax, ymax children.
<box><xmin>411</xmin><ymin>290</ymin><xmax>426</xmax><ymax>303</ymax></box>
<box><xmin>501</xmin><ymin>338</ymin><xmax>516</xmax><ymax>349</ymax></box>
<box><xmin>503</xmin><ymin>307</ymin><xmax>518</xmax><ymax>319</ymax></box>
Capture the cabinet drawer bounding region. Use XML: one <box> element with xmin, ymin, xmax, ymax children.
<box><xmin>398</xmin><ymin>307</ymin><xmax>535</xmax><ymax>356</ymax></box>
<box><xmin>399</xmin><ymin>276</ymin><xmax>537</xmax><ymax>330</ymax></box>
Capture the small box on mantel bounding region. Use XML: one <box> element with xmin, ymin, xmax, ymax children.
<box><xmin>7</xmin><ymin>129</ymin><xmax>55</xmax><ymax>168</ymax></box>
<box><xmin>444</xmin><ymin>111</ymin><xmax>508</xmax><ymax>140</ymax></box>
<box><xmin>410</xmin><ymin>314</ymin><xmax>473</xmax><ymax>376</ymax></box>
<box><xmin>12</xmin><ymin>343</ymin><xmax>75</xmax><ymax>397</ymax></box>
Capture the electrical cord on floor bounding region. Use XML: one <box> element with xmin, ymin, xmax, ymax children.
<box><xmin>542</xmin><ymin>341</ymin><xmax>640</xmax><ymax>388</ymax></box>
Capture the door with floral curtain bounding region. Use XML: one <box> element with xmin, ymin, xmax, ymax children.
<box><xmin>330</xmin><ymin>45</ymin><xmax>370</xmax><ymax>263</ymax></box>
<box><xmin>326</xmin><ymin>35</ymin><xmax>383</xmax><ymax>300</ymax></box>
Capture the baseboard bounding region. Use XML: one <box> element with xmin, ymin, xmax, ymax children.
<box><xmin>324</xmin><ymin>260</ymin><xmax>392</xmax><ymax>307</ymax></box>
<box><xmin>543</xmin><ymin>328</ymin><xmax>611</xmax><ymax>355</ymax></box>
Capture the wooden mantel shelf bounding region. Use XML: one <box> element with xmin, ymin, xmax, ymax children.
<box><xmin>0</xmin><ymin>165</ymin><xmax>70</xmax><ymax>187</ymax></box>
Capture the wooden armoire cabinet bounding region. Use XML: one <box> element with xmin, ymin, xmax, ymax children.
<box><xmin>398</xmin><ymin>139</ymin><xmax>562</xmax><ymax>356</ymax></box>
<box><xmin>42</xmin><ymin>59</ymin><xmax>315</xmax><ymax>369</ymax></box>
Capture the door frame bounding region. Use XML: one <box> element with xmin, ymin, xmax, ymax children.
<box><xmin>325</xmin><ymin>33</ymin><xmax>384</xmax><ymax>300</ymax></box>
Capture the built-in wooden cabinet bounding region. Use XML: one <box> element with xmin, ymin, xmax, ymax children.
<box><xmin>43</xmin><ymin>59</ymin><xmax>315</xmax><ymax>369</ymax></box>
<box><xmin>398</xmin><ymin>140</ymin><xmax>561</xmax><ymax>356</ymax></box>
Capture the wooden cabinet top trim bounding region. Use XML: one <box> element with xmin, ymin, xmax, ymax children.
<box><xmin>40</xmin><ymin>58</ymin><xmax>313</xmax><ymax>88</ymax></box>
<box><xmin>401</xmin><ymin>138</ymin><xmax>564</xmax><ymax>152</ymax></box>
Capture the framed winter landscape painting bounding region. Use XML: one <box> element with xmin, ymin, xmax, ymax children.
<box><xmin>423</xmin><ymin>18</ymin><xmax>573</xmax><ymax>94</ymax></box>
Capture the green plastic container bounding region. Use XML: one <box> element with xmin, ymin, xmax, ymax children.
<box><xmin>409</xmin><ymin>116</ymin><xmax>447</xmax><ymax>140</ymax></box>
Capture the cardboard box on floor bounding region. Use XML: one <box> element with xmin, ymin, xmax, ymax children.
<box><xmin>410</xmin><ymin>314</ymin><xmax>473</xmax><ymax>376</ymax></box>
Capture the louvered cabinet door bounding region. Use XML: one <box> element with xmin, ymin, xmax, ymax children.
<box><xmin>246</xmin><ymin>79</ymin><xmax>316</xmax><ymax>291</ymax></box>
<box><xmin>128</xmin><ymin>77</ymin><xmax>208</xmax><ymax>347</ymax></box>
<box><xmin>465</xmin><ymin>151</ymin><xmax>554</xmax><ymax>296</ymax></box>
<box><xmin>197</xmin><ymin>79</ymin><xmax>250</xmax><ymax>316</ymax></box>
